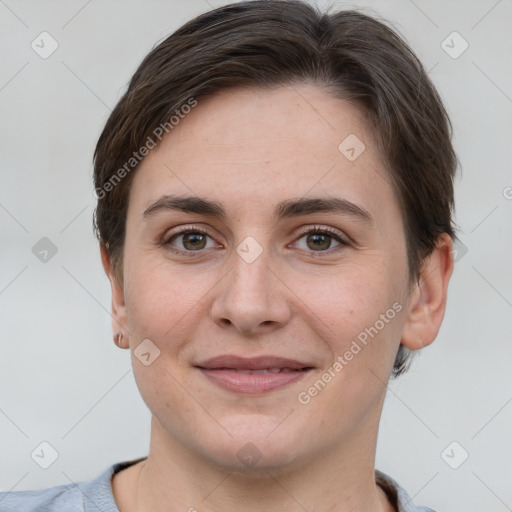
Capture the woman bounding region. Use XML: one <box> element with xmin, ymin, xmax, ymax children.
<box><xmin>0</xmin><ymin>1</ymin><xmax>455</xmax><ymax>511</ymax></box>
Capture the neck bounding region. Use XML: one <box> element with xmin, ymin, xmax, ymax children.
<box><xmin>131</xmin><ymin>416</ymin><xmax>394</xmax><ymax>512</ymax></box>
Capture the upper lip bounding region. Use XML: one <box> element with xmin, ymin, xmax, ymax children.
<box><xmin>195</xmin><ymin>355</ymin><xmax>313</xmax><ymax>370</ymax></box>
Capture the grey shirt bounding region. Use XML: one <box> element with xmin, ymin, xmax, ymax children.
<box><xmin>0</xmin><ymin>457</ymin><xmax>435</xmax><ymax>511</ymax></box>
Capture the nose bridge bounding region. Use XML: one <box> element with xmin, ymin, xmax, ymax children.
<box><xmin>211</xmin><ymin>237</ymin><xmax>290</xmax><ymax>332</ymax></box>
<box><xmin>229</xmin><ymin>240</ymin><xmax>273</xmax><ymax>306</ymax></box>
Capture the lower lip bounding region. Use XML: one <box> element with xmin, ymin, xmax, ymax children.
<box><xmin>198</xmin><ymin>368</ymin><xmax>310</xmax><ymax>393</ymax></box>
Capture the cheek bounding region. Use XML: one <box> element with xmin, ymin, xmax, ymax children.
<box><xmin>124</xmin><ymin>254</ymin><xmax>206</xmax><ymax>335</ymax></box>
<box><xmin>123</xmin><ymin>254</ymin><xmax>225</xmax><ymax>392</ymax></box>
<box><xmin>297</xmin><ymin>266</ymin><xmax>406</xmax><ymax>419</ymax></box>
<box><xmin>295</xmin><ymin>259</ymin><xmax>399</xmax><ymax>336</ymax></box>
<box><xmin>123</xmin><ymin>260</ymin><xmax>202</xmax><ymax>415</ymax></box>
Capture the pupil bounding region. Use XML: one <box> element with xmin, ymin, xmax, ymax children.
<box><xmin>183</xmin><ymin>233</ymin><xmax>206</xmax><ymax>250</ymax></box>
<box><xmin>307</xmin><ymin>233</ymin><xmax>331</xmax><ymax>251</ymax></box>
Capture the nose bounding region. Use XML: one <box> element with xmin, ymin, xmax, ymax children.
<box><xmin>210</xmin><ymin>245</ymin><xmax>292</xmax><ymax>336</ymax></box>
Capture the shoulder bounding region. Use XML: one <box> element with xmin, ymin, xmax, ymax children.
<box><xmin>0</xmin><ymin>458</ymin><xmax>144</xmax><ymax>512</ymax></box>
<box><xmin>375</xmin><ymin>469</ymin><xmax>437</xmax><ymax>512</ymax></box>
<box><xmin>0</xmin><ymin>481</ymin><xmax>84</xmax><ymax>512</ymax></box>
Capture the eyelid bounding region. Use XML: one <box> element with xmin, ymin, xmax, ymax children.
<box><xmin>163</xmin><ymin>224</ymin><xmax>212</xmax><ymax>241</ymax></box>
<box><xmin>292</xmin><ymin>224</ymin><xmax>349</xmax><ymax>244</ymax></box>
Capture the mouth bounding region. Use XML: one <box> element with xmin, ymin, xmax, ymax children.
<box><xmin>194</xmin><ymin>355</ymin><xmax>314</xmax><ymax>394</ymax></box>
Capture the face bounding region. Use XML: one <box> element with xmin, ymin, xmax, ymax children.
<box><xmin>112</xmin><ymin>85</ymin><xmax>418</xmax><ymax>472</ymax></box>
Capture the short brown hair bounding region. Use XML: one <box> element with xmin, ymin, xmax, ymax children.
<box><xmin>93</xmin><ymin>0</ymin><xmax>458</xmax><ymax>376</ymax></box>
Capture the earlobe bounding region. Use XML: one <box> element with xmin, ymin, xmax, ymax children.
<box><xmin>401</xmin><ymin>233</ymin><xmax>454</xmax><ymax>351</ymax></box>
<box><xmin>100</xmin><ymin>243</ymin><xmax>129</xmax><ymax>347</ymax></box>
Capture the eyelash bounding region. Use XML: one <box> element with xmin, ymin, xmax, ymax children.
<box><xmin>162</xmin><ymin>224</ymin><xmax>349</xmax><ymax>258</ymax></box>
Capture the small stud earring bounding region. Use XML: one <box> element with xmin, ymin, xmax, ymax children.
<box><xmin>116</xmin><ymin>332</ymin><xmax>124</xmax><ymax>347</ymax></box>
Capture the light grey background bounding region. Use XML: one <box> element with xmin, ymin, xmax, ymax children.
<box><xmin>1</xmin><ymin>1</ymin><xmax>511</xmax><ymax>510</ymax></box>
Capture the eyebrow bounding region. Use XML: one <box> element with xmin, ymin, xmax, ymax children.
<box><xmin>143</xmin><ymin>195</ymin><xmax>373</xmax><ymax>225</ymax></box>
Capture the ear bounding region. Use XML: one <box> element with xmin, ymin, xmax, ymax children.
<box><xmin>100</xmin><ymin>243</ymin><xmax>129</xmax><ymax>349</ymax></box>
<box><xmin>401</xmin><ymin>233</ymin><xmax>454</xmax><ymax>350</ymax></box>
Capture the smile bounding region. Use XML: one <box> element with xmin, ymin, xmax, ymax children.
<box><xmin>195</xmin><ymin>355</ymin><xmax>314</xmax><ymax>393</ymax></box>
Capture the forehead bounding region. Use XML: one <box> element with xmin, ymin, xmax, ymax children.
<box><xmin>128</xmin><ymin>85</ymin><xmax>399</xmax><ymax>226</ymax></box>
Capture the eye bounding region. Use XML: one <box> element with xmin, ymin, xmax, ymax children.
<box><xmin>163</xmin><ymin>227</ymin><xmax>219</xmax><ymax>254</ymax></box>
<box><xmin>292</xmin><ymin>226</ymin><xmax>348</xmax><ymax>254</ymax></box>
<box><xmin>161</xmin><ymin>225</ymin><xmax>348</xmax><ymax>257</ymax></box>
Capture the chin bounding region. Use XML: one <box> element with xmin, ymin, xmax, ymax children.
<box><xmin>195</xmin><ymin>416</ymin><xmax>306</xmax><ymax>473</ymax></box>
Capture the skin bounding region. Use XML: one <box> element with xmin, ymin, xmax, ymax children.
<box><xmin>102</xmin><ymin>84</ymin><xmax>453</xmax><ymax>512</ymax></box>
